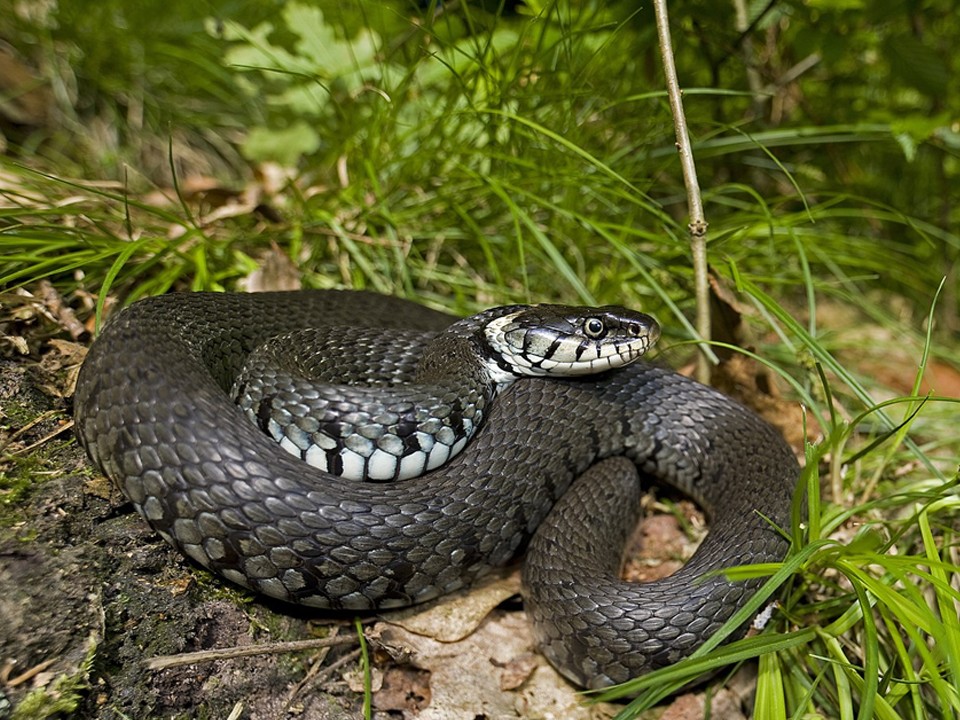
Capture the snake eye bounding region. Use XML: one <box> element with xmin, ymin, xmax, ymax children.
<box><xmin>627</xmin><ymin>323</ymin><xmax>640</xmax><ymax>336</ymax></box>
<box><xmin>584</xmin><ymin>318</ymin><xmax>605</xmax><ymax>338</ymax></box>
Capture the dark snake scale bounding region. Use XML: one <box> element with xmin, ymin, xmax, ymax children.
<box><xmin>73</xmin><ymin>290</ymin><xmax>799</xmax><ymax>689</ymax></box>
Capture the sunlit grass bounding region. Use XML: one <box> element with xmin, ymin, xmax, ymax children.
<box><xmin>596</xmin><ymin>279</ymin><xmax>959</xmax><ymax>719</ymax></box>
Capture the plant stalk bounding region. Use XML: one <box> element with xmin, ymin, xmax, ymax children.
<box><xmin>652</xmin><ymin>0</ymin><xmax>712</xmax><ymax>384</ymax></box>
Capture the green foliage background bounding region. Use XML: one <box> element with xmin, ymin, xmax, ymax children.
<box><xmin>3</xmin><ymin>0</ymin><xmax>957</xmax><ymax>325</ymax></box>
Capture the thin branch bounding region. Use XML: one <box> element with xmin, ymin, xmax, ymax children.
<box><xmin>729</xmin><ymin>0</ymin><xmax>780</xmax><ymax>54</ymax></box>
<box><xmin>144</xmin><ymin>635</ymin><xmax>358</xmax><ymax>670</ymax></box>
<box><xmin>652</xmin><ymin>0</ymin><xmax>712</xmax><ymax>383</ymax></box>
<box><xmin>732</xmin><ymin>0</ymin><xmax>764</xmax><ymax>111</ymax></box>
<box><xmin>284</xmin><ymin>627</ymin><xmax>341</xmax><ymax>709</ymax></box>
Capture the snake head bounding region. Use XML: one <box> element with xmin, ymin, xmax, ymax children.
<box><xmin>482</xmin><ymin>304</ymin><xmax>661</xmax><ymax>379</ymax></box>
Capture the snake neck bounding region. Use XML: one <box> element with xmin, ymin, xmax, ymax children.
<box><xmin>414</xmin><ymin>306</ymin><xmax>529</xmax><ymax>392</ymax></box>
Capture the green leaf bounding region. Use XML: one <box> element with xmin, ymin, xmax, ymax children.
<box><xmin>886</xmin><ymin>34</ymin><xmax>950</xmax><ymax>96</ymax></box>
<box><xmin>804</xmin><ymin>0</ymin><xmax>865</xmax><ymax>8</ymax></box>
<box><xmin>889</xmin><ymin>112</ymin><xmax>951</xmax><ymax>138</ymax></box>
<box><xmin>287</xmin><ymin>3</ymin><xmax>381</xmax><ymax>81</ymax></box>
<box><xmin>242</xmin><ymin>121</ymin><xmax>321</xmax><ymax>164</ymax></box>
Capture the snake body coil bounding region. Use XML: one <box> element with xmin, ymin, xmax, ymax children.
<box><xmin>232</xmin><ymin>303</ymin><xmax>658</xmax><ymax>482</ymax></box>
<box><xmin>74</xmin><ymin>290</ymin><xmax>799</xmax><ymax>688</ymax></box>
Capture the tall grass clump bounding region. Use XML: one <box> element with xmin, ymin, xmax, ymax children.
<box><xmin>600</xmin><ymin>279</ymin><xmax>959</xmax><ymax>718</ymax></box>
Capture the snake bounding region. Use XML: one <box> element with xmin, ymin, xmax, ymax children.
<box><xmin>73</xmin><ymin>290</ymin><xmax>799</xmax><ymax>689</ymax></box>
<box><xmin>231</xmin><ymin>303</ymin><xmax>659</xmax><ymax>481</ymax></box>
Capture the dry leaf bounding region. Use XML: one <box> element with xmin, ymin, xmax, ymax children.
<box><xmin>344</xmin><ymin>666</ymin><xmax>383</xmax><ymax>693</ymax></box>
<box><xmin>237</xmin><ymin>244</ymin><xmax>302</xmax><ymax>293</ymax></box>
<box><xmin>374</xmin><ymin>610</ymin><xmax>618</xmax><ymax>720</ymax></box>
<box><xmin>384</xmin><ymin>570</ymin><xmax>521</xmax><ymax>643</ymax></box>
<box><xmin>712</xmin><ymin>353</ymin><xmax>812</xmax><ymax>450</ymax></box>
<box><xmin>495</xmin><ymin>652</ymin><xmax>539</xmax><ymax>691</ymax></box>
<box><xmin>659</xmin><ymin>688</ymin><xmax>746</xmax><ymax>720</ymax></box>
<box><xmin>370</xmin><ymin>667</ymin><xmax>431</xmax><ymax>714</ymax></box>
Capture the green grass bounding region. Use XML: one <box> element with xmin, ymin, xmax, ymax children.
<box><xmin>1</xmin><ymin>1</ymin><xmax>958</xmax><ymax>718</ymax></box>
<box><xmin>590</xmin><ymin>273</ymin><xmax>959</xmax><ymax>718</ymax></box>
<box><xmin>598</xmin><ymin>392</ymin><xmax>959</xmax><ymax>718</ymax></box>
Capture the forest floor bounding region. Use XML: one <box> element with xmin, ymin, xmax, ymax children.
<box><xmin>0</xmin><ymin>292</ymin><xmax>731</xmax><ymax>720</ymax></box>
<box><xmin>2</xmin><ymin>284</ymin><xmax>958</xmax><ymax>720</ymax></box>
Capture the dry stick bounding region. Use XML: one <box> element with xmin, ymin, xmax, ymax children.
<box><xmin>652</xmin><ymin>0</ymin><xmax>712</xmax><ymax>384</ymax></box>
<box><xmin>5</xmin><ymin>417</ymin><xmax>75</xmax><ymax>456</ymax></box>
<box><xmin>285</xmin><ymin>626</ymin><xmax>341</xmax><ymax>709</ymax></box>
<box><xmin>312</xmin><ymin>648</ymin><xmax>363</xmax><ymax>688</ymax></box>
<box><xmin>732</xmin><ymin>0</ymin><xmax>764</xmax><ymax>114</ymax></box>
<box><xmin>144</xmin><ymin>635</ymin><xmax>358</xmax><ymax>670</ymax></box>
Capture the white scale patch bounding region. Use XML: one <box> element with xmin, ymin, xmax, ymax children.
<box><xmin>426</xmin><ymin>441</ymin><xmax>451</xmax><ymax>470</ymax></box>
<box><xmin>366</xmin><ymin>449</ymin><xmax>401</xmax><ymax>481</ymax></box>
<box><xmin>265</xmin><ymin>307</ymin><xmax>660</xmax><ymax>483</ymax></box>
<box><xmin>415</xmin><ymin>430</ymin><xmax>435</xmax><ymax>453</ymax></box>
<box><xmin>399</xmin><ymin>452</ymin><xmax>427</xmax><ymax>479</ymax></box>
<box><xmin>279</xmin><ymin>436</ymin><xmax>300</xmax><ymax>457</ymax></box>
<box><xmin>267</xmin><ymin>418</ymin><xmax>283</xmax><ymax>440</ymax></box>
<box><xmin>449</xmin><ymin>435</ymin><xmax>467</xmax><ymax>457</ymax></box>
<box><xmin>304</xmin><ymin>444</ymin><xmax>329</xmax><ymax>470</ymax></box>
<box><xmin>340</xmin><ymin>451</ymin><xmax>366</xmax><ymax>479</ymax></box>
<box><xmin>482</xmin><ymin>313</ymin><xmax>529</xmax><ymax>383</ymax></box>
<box><xmin>294</xmin><ymin>427</ymin><xmax>475</xmax><ymax>481</ymax></box>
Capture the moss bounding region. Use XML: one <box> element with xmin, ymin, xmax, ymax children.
<box><xmin>0</xmin><ymin>457</ymin><xmax>44</xmax><ymax>529</ymax></box>
<box><xmin>11</xmin><ymin>635</ymin><xmax>97</xmax><ymax>720</ymax></box>
<box><xmin>0</xmin><ymin>437</ymin><xmax>75</xmax><ymax>529</ymax></box>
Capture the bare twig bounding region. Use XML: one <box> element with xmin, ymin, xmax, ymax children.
<box><xmin>652</xmin><ymin>0</ymin><xmax>712</xmax><ymax>383</ymax></box>
<box><xmin>3</xmin><ymin>415</ymin><xmax>74</xmax><ymax>456</ymax></box>
<box><xmin>284</xmin><ymin>627</ymin><xmax>341</xmax><ymax>709</ymax></box>
<box><xmin>732</xmin><ymin>0</ymin><xmax>764</xmax><ymax>113</ymax></box>
<box><xmin>729</xmin><ymin>0</ymin><xmax>779</xmax><ymax>54</ymax></box>
<box><xmin>311</xmin><ymin>647</ymin><xmax>362</xmax><ymax>688</ymax></box>
<box><xmin>768</xmin><ymin>53</ymin><xmax>822</xmax><ymax>90</ymax></box>
<box><xmin>5</xmin><ymin>658</ymin><xmax>58</xmax><ymax>687</ymax></box>
<box><xmin>144</xmin><ymin>635</ymin><xmax>358</xmax><ymax>670</ymax></box>
<box><xmin>38</xmin><ymin>280</ymin><xmax>87</xmax><ymax>340</ymax></box>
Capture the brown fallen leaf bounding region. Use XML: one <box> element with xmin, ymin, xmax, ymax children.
<box><xmin>712</xmin><ymin>352</ymin><xmax>814</xmax><ymax>450</ymax></box>
<box><xmin>623</xmin><ymin>511</ymin><xmax>699</xmax><ymax>584</ymax></box>
<box><xmin>659</xmin><ymin>688</ymin><xmax>747</xmax><ymax>720</ymax></box>
<box><xmin>344</xmin><ymin>666</ymin><xmax>384</xmax><ymax>693</ymax></box>
<box><xmin>237</xmin><ymin>243</ymin><xmax>302</xmax><ymax>293</ymax></box>
<box><xmin>370</xmin><ymin>667</ymin><xmax>431</xmax><ymax>714</ymax></box>
<box><xmin>373</xmin><ymin>610</ymin><xmax>618</xmax><ymax>720</ymax></box>
<box><xmin>708</xmin><ymin>272</ymin><xmax>750</xmax><ymax>359</ymax></box>
<box><xmin>0</xmin><ymin>44</ymin><xmax>53</xmax><ymax>127</ymax></box>
<box><xmin>672</xmin><ymin>274</ymin><xmax>816</xmax><ymax>450</ymax></box>
<box><xmin>494</xmin><ymin>651</ymin><xmax>539</xmax><ymax>691</ymax></box>
<box><xmin>383</xmin><ymin>570</ymin><xmax>521</xmax><ymax>643</ymax></box>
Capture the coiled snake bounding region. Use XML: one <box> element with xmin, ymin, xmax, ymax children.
<box><xmin>74</xmin><ymin>290</ymin><xmax>799</xmax><ymax>689</ymax></box>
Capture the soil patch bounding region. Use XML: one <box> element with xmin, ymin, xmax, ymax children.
<box><xmin>0</xmin><ymin>356</ymin><xmax>362</xmax><ymax>720</ymax></box>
